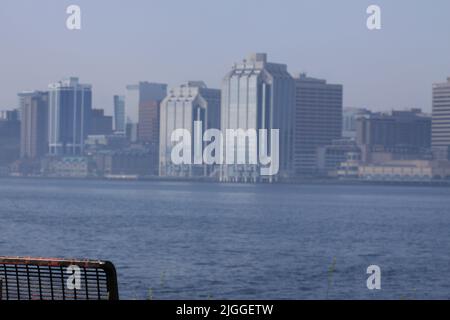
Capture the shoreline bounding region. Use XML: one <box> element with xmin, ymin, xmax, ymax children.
<box><xmin>1</xmin><ymin>174</ymin><xmax>450</xmax><ymax>188</ymax></box>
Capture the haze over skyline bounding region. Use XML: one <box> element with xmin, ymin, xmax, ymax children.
<box><xmin>1</xmin><ymin>0</ymin><xmax>450</xmax><ymax>114</ymax></box>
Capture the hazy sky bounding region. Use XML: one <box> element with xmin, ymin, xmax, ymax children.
<box><xmin>1</xmin><ymin>0</ymin><xmax>449</xmax><ymax>114</ymax></box>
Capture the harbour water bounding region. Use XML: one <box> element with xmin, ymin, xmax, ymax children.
<box><xmin>0</xmin><ymin>178</ymin><xmax>449</xmax><ymax>299</ymax></box>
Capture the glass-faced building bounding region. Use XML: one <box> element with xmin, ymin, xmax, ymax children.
<box><xmin>48</xmin><ymin>77</ymin><xmax>92</xmax><ymax>156</ymax></box>
<box><xmin>220</xmin><ymin>53</ymin><xmax>295</xmax><ymax>182</ymax></box>
<box><xmin>113</xmin><ymin>95</ymin><xmax>126</xmax><ymax>134</ymax></box>
<box><xmin>159</xmin><ymin>81</ymin><xmax>221</xmax><ymax>177</ymax></box>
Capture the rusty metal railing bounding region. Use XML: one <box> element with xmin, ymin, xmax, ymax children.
<box><xmin>0</xmin><ymin>257</ymin><xmax>119</xmax><ymax>300</ymax></box>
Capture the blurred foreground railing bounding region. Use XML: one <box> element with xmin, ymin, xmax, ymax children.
<box><xmin>0</xmin><ymin>257</ymin><xmax>119</xmax><ymax>300</ymax></box>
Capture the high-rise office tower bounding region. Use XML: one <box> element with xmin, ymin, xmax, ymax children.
<box><xmin>220</xmin><ymin>53</ymin><xmax>295</xmax><ymax>182</ymax></box>
<box><xmin>159</xmin><ymin>81</ymin><xmax>221</xmax><ymax>177</ymax></box>
<box><xmin>125</xmin><ymin>82</ymin><xmax>167</xmax><ymax>142</ymax></box>
<box><xmin>139</xmin><ymin>100</ymin><xmax>162</xmax><ymax>144</ymax></box>
<box><xmin>294</xmin><ymin>74</ymin><xmax>343</xmax><ymax>176</ymax></box>
<box><xmin>137</xmin><ymin>83</ymin><xmax>167</xmax><ymax>144</ymax></box>
<box><xmin>432</xmin><ymin>77</ymin><xmax>450</xmax><ymax>159</ymax></box>
<box><xmin>48</xmin><ymin>77</ymin><xmax>92</xmax><ymax>156</ymax></box>
<box><xmin>139</xmin><ymin>98</ymin><xmax>166</xmax><ymax>176</ymax></box>
<box><xmin>18</xmin><ymin>91</ymin><xmax>49</xmax><ymax>159</ymax></box>
<box><xmin>113</xmin><ymin>95</ymin><xmax>126</xmax><ymax>134</ymax></box>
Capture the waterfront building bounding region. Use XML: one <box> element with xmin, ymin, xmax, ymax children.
<box><xmin>159</xmin><ymin>81</ymin><xmax>221</xmax><ymax>177</ymax></box>
<box><xmin>356</xmin><ymin>109</ymin><xmax>431</xmax><ymax>163</ymax></box>
<box><xmin>358</xmin><ymin>160</ymin><xmax>450</xmax><ymax>182</ymax></box>
<box><xmin>294</xmin><ymin>73</ymin><xmax>343</xmax><ymax>176</ymax></box>
<box><xmin>48</xmin><ymin>77</ymin><xmax>92</xmax><ymax>156</ymax></box>
<box><xmin>432</xmin><ymin>77</ymin><xmax>450</xmax><ymax>160</ymax></box>
<box><xmin>18</xmin><ymin>91</ymin><xmax>49</xmax><ymax>159</ymax></box>
<box><xmin>43</xmin><ymin>156</ymin><xmax>90</xmax><ymax>178</ymax></box>
<box><xmin>336</xmin><ymin>151</ymin><xmax>362</xmax><ymax>179</ymax></box>
<box><xmin>316</xmin><ymin>139</ymin><xmax>360</xmax><ymax>177</ymax></box>
<box><xmin>95</xmin><ymin>147</ymin><xmax>154</xmax><ymax>177</ymax></box>
<box><xmin>220</xmin><ymin>53</ymin><xmax>295</xmax><ymax>182</ymax></box>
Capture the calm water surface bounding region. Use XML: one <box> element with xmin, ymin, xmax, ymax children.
<box><xmin>0</xmin><ymin>178</ymin><xmax>449</xmax><ymax>299</ymax></box>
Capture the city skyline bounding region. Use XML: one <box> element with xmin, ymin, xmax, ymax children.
<box><xmin>4</xmin><ymin>61</ymin><xmax>448</xmax><ymax>182</ymax></box>
<box><xmin>2</xmin><ymin>1</ymin><xmax>450</xmax><ymax>305</ymax></box>
<box><xmin>1</xmin><ymin>0</ymin><xmax>450</xmax><ymax>113</ymax></box>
